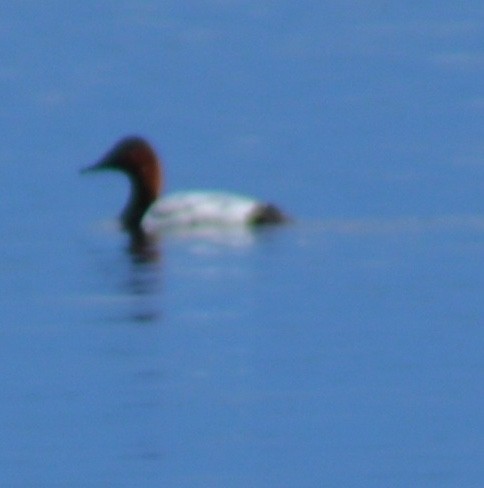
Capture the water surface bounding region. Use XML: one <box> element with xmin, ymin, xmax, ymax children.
<box><xmin>0</xmin><ymin>1</ymin><xmax>483</xmax><ymax>487</ymax></box>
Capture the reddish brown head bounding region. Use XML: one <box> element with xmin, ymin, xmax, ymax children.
<box><xmin>83</xmin><ymin>136</ymin><xmax>164</xmax><ymax>231</ymax></box>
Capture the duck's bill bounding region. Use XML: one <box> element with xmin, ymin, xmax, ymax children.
<box><xmin>80</xmin><ymin>157</ymin><xmax>110</xmax><ymax>174</ymax></box>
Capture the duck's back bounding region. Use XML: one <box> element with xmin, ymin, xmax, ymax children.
<box><xmin>141</xmin><ymin>191</ymin><xmax>285</xmax><ymax>232</ymax></box>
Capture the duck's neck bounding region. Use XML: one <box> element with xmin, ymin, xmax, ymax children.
<box><xmin>121</xmin><ymin>176</ymin><xmax>159</xmax><ymax>231</ymax></box>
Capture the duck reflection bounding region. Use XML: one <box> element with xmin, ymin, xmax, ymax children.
<box><xmin>116</xmin><ymin>230</ymin><xmax>164</xmax><ymax>326</ymax></box>
<box><xmin>127</xmin><ymin>228</ymin><xmax>161</xmax><ymax>265</ymax></box>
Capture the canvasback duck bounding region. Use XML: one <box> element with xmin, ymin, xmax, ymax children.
<box><xmin>82</xmin><ymin>136</ymin><xmax>288</xmax><ymax>234</ymax></box>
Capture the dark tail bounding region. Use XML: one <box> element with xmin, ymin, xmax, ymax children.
<box><xmin>251</xmin><ymin>203</ymin><xmax>289</xmax><ymax>225</ymax></box>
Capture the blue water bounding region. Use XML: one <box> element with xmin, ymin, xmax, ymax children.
<box><xmin>1</xmin><ymin>2</ymin><xmax>483</xmax><ymax>487</ymax></box>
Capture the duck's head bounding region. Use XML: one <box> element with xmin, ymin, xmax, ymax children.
<box><xmin>83</xmin><ymin>136</ymin><xmax>163</xmax><ymax>231</ymax></box>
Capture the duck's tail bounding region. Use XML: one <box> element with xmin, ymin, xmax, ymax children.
<box><xmin>251</xmin><ymin>203</ymin><xmax>290</xmax><ymax>225</ymax></box>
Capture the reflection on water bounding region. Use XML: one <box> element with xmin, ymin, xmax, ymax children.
<box><xmin>123</xmin><ymin>225</ymin><xmax>266</xmax><ymax>326</ymax></box>
<box><xmin>126</xmin><ymin>225</ymin><xmax>260</xmax><ymax>262</ymax></box>
<box><xmin>122</xmin><ymin>233</ymin><xmax>164</xmax><ymax>326</ymax></box>
<box><xmin>127</xmin><ymin>230</ymin><xmax>162</xmax><ymax>265</ymax></box>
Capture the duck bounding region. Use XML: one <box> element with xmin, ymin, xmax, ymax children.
<box><xmin>82</xmin><ymin>136</ymin><xmax>288</xmax><ymax>235</ymax></box>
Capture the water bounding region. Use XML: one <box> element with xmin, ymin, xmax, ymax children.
<box><xmin>0</xmin><ymin>2</ymin><xmax>483</xmax><ymax>487</ymax></box>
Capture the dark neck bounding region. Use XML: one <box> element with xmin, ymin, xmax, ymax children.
<box><xmin>121</xmin><ymin>177</ymin><xmax>157</xmax><ymax>231</ymax></box>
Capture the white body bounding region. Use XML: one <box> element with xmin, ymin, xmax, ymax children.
<box><xmin>141</xmin><ymin>191</ymin><xmax>264</xmax><ymax>233</ymax></box>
